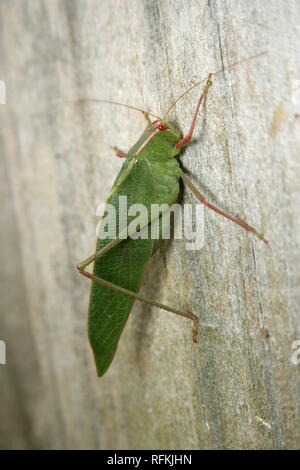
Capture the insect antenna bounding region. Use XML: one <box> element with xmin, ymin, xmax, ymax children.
<box><xmin>64</xmin><ymin>98</ymin><xmax>161</xmax><ymax>120</ymax></box>
<box><xmin>162</xmin><ymin>51</ymin><xmax>267</xmax><ymax>120</ymax></box>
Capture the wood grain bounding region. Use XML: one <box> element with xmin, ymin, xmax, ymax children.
<box><xmin>0</xmin><ymin>0</ymin><xmax>299</xmax><ymax>449</ymax></box>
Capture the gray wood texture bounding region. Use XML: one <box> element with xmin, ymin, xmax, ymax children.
<box><xmin>0</xmin><ymin>0</ymin><xmax>299</xmax><ymax>450</ymax></box>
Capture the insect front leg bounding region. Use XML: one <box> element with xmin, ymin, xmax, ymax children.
<box><xmin>111</xmin><ymin>146</ymin><xmax>129</xmax><ymax>158</ymax></box>
<box><xmin>111</xmin><ymin>113</ymin><xmax>159</xmax><ymax>159</ymax></box>
<box><xmin>142</xmin><ymin>112</ymin><xmax>152</xmax><ymax>126</ymax></box>
<box><xmin>175</xmin><ymin>74</ymin><xmax>213</xmax><ymax>150</ymax></box>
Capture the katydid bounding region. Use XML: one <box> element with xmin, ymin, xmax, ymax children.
<box><xmin>77</xmin><ymin>54</ymin><xmax>268</xmax><ymax>377</ymax></box>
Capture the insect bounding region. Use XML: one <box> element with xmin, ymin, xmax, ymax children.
<box><xmin>77</xmin><ymin>53</ymin><xmax>268</xmax><ymax>377</ymax></box>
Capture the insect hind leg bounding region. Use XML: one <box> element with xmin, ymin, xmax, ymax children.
<box><xmin>77</xmin><ymin>261</ymin><xmax>199</xmax><ymax>342</ymax></box>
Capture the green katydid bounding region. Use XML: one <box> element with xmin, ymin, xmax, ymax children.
<box><xmin>77</xmin><ymin>53</ymin><xmax>268</xmax><ymax>377</ymax></box>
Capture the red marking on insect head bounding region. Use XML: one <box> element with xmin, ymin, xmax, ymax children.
<box><xmin>152</xmin><ymin>120</ymin><xmax>168</xmax><ymax>130</ymax></box>
<box><xmin>157</xmin><ymin>123</ymin><xmax>168</xmax><ymax>130</ymax></box>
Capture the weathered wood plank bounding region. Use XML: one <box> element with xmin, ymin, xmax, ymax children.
<box><xmin>0</xmin><ymin>0</ymin><xmax>299</xmax><ymax>449</ymax></box>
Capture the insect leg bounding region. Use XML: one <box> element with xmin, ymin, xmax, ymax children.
<box><xmin>77</xmin><ymin>252</ymin><xmax>199</xmax><ymax>342</ymax></box>
<box><xmin>77</xmin><ymin>206</ymin><xmax>200</xmax><ymax>341</ymax></box>
<box><xmin>143</xmin><ymin>112</ymin><xmax>152</xmax><ymax>125</ymax></box>
<box><xmin>110</xmin><ymin>114</ymin><xmax>160</xmax><ymax>161</ymax></box>
<box><xmin>179</xmin><ymin>169</ymin><xmax>268</xmax><ymax>243</ymax></box>
<box><xmin>111</xmin><ymin>146</ymin><xmax>128</xmax><ymax>158</ymax></box>
<box><xmin>175</xmin><ymin>74</ymin><xmax>213</xmax><ymax>149</ymax></box>
<box><xmin>78</xmin><ymin>201</ymin><xmax>177</xmax><ymax>271</ymax></box>
<box><xmin>77</xmin><ymin>236</ymin><xmax>123</xmax><ymax>272</ymax></box>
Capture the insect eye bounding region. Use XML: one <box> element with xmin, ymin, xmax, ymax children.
<box><xmin>157</xmin><ymin>123</ymin><xmax>168</xmax><ymax>130</ymax></box>
<box><xmin>152</xmin><ymin>120</ymin><xmax>168</xmax><ymax>130</ymax></box>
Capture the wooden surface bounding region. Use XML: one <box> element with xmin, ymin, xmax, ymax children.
<box><xmin>0</xmin><ymin>0</ymin><xmax>300</xmax><ymax>449</ymax></box>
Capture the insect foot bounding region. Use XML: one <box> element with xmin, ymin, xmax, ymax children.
<box><xmin>192</xmin><ymin>318</ymin><xmax>199</xmax><ymax>343</ymax></box>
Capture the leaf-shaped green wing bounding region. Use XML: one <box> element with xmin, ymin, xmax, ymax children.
<box><xmin>88</xmin><ymin>147</ymin><xmax>180</xmax><ymax>376</ymax></box>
